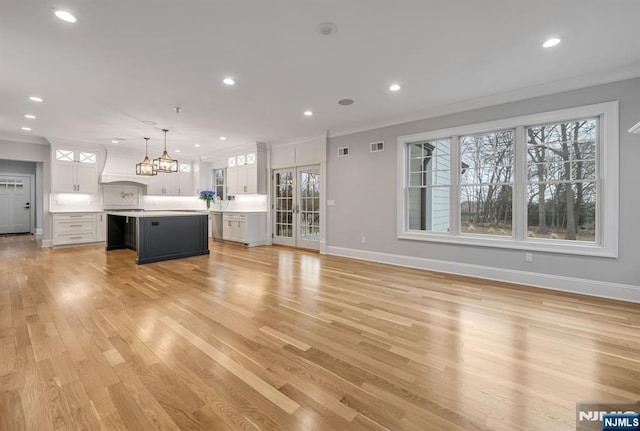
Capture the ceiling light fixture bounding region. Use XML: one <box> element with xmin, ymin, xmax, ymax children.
<box><xmin>24</xmin><ymin>114</ymin><xmax>36</xmax><ymax>119</ymax></box>
<box><xmin>543</xmin><ymin>37</ymin><xmax>561</xmax><ymax>48</ymax></box>
<box><xmin>219</xmin><ymin>136</ymin><xmax>227</xmax><ymax>140</ymax></box>
<box><xmin>194</xmin><ymin>144</ymin><xmax>201</xmax><ymax>147</ymax></box>
<box><xmin>338</xmin><ymin>98</ymin><xmax>354</xmax><ymax>106</ymax></box>
<box><xmin>54</xmin><ymin>10</ymin><xmax>77</xmax><ymax>23</ymax></box>
<box><xmin>223</xmin><ymin>77</ymin><xmax>235</xmax><ymax>86</ymax></box>
<box><xmin>136</xmin><ymin>137</ymin><xmax>157</xmax><ymax>176</ymax></box>
<box><xmin>142</xmin><ymin>120</ymin><xmax>157</xmax><ymax>125</ymax></box>
<box><xmin>153</xmin><ymin>129</ymin><xmax>178</xmax><ymax>173</ymax></box>
<box><xmin>111</xmin><ymin>140</ymin><xmax>119</xmax><ymax>144</ymax></box>
<box><xmin>304</xmin><ymin>110</ymin><xmax>313</xmax><ymax>116</ymax></box>
<box><xmin>389</xmin><ymin>83</ymin><xmax>401</xmax><ymax>92</ymax></box>
<box><xmin>29</xmin><ymin>96</ymin><xmax>43</xmax><ymax>102</ymax></box>
<box><xmin>175</xmin><ymin>149</ymin><xmax>181</xmax><ymax>153</ymax></box>
<box><xmin>21</xmin><ymin>127</ymin><xmax>32</xmax><ymax>131</ymax></box>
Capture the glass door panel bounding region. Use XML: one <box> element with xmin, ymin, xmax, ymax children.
<box><xmin>273</xmin><ymin>169</ymin><xmax>296</xmax><ymax>246</ymax></box>
<box><xmin>272</xmin><ymin>166</ymin><xmax>320</xmax><ymax>250</ymax></box>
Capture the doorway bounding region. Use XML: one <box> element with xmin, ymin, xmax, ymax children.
<box><xmin>0</xmin><ymin>175</ymin><xmax>32</xmax><ymax>234</ymax></box>
<box><xmin>273</xmin><ymin>166</ymin><xmax>320</xmax><ymax>250</ymax></box>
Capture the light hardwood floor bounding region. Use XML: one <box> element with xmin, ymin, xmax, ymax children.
<box><xmin>0</xmin><ymin>235</ymin><xmax>638</xmax><ymax>430</ymax></box>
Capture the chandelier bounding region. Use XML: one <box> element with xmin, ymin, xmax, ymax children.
<box><xmin>136</xmin><ymin>137</ymin><xmax>157</xmax><ymax>176</ymax></box>
<box><xmin>153</xmin><ymin>129</ymin><xmax>178</xmax><ymax>173</ymax></box>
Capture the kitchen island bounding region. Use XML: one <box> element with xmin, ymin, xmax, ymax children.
<box><xmin>106</xmin><ymin>211</ymin><xmax>209</xmax><ymax>264</ymax></box>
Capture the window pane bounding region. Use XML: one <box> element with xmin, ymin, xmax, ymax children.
<box><xmin>460</xmin><ymin>130</ymin><xmax>514</xmax><ymax>185</ymax></box>
<box><xmin>408</xmin><ymin>186</ymin><xmax>450</xmax><ymax>232</ymax></box>
<box><xmin>460</xmin><ymin>185</ymin><xmax>513</xmax><ymax>236</ymax></box>
<box><xmin>526</xmin><ymin>182</ymin><xmax>596</xmax><ymax>242</ymax></box>
<box><xmin>526</xmin><ymin>118</ymin><xmax>598</xmax><ymax>243</ymax></box>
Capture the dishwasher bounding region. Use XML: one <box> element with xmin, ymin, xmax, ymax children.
<box><xmin>211</xmin><ymin>212</ymin><xmax>224</xmax><ymax>242</ymax></box>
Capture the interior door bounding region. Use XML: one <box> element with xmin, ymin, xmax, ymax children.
<box><xmin>0</xmin><ymin>175</ymin><xmax>32</xmax><ymax>234</ymax></box>
<box><xmin>273</xmin><ymin>166</ymin><xmax>320</xmax><ymax>250</ymax></box>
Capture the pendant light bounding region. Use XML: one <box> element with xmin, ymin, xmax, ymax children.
<box><xmin>153</xmin><ymin>129</ymin><xmax>178</xmax><ymax>173</ymax></box>
<box><xmin>136</xmin><ymin>137</ymin><xmax>157</xmax><ymax>176</ymax></box>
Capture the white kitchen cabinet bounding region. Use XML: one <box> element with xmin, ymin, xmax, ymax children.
<box><xmin>52</xmin><ymin>213</ymin><xmax>98</xmax><ymax>246</ymax></box>
<box><xmin>226</xmin><ymin>147</ymin><xmax>266</xmax><ymax>196</ymax></box>
<box><xmin>222</xmin><ymin>212</ymin><xmax>266</xmax><ymax>246</ymax></box>
<box><xmin>96</xmin><ymin>212</ymin><xmax>106</xmax><ymax>242</ymax></box>
<box><xmin>146</xmin><ymin>162</ymin><xmax>195</xmax><ymax>195</ymax></box>
<box><xmin>52</xmin><ymin>148</ymin><xmax>99</xmax><ymax>194</ymax></box>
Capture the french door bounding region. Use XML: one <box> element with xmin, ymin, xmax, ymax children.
<box><xmin>0</xmin><ymin>175</ymin><xmax>32</xmax><ymax>234</ymax></box>
<box><xmin>273</xmin><ymin>166</ymin><xmax>320</xmax><ymax>250</ymax></box>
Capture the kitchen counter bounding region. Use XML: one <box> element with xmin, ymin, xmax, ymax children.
<box><xmin>107</xmin><ymin>210</ymin><xmax>206</xmax><ymax>217</ymax></box>
<box><xmin>106</xmin><ymin>211</ymin><xmax>209</xmax><ymax>264</ymax></box>
<box><xmin>209</xmin><ymin>209</ymin><xmax>267</xmax><ymax>213</ymax></box>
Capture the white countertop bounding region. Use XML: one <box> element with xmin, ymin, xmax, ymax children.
<box><xmin>106</xmin><ymin>211</ymin><xmax>207</xmax><ymax>217</ymax></box>
<box><xmin>49</xmin><ymin>210</ymin><xmax>105</xmax><ymax>213</ymax></box>
<box><xmin>209</xmin><ymin>209</ymin><xmax>267</xmax><ymax>213</ymax></box>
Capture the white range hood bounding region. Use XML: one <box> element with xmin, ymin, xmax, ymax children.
<box><xmin>100</xmin><ymin>150</ymin><xmax>150</xmax><ymax>185</ymax></box>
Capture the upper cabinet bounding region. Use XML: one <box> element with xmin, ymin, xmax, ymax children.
<box><xmin>52</xmin><ymin>148</ymin><xmax>100</xmax><ymax>194</ymax></box>
<box><xmin>146</xmin><ymin>161</ymin><xmax>196</xmax><ymax>196</ymax></box>
<box><xmin>226</xmin><ymin>144</ymin><xmax>267</xmax><ymax>195</ymax></box>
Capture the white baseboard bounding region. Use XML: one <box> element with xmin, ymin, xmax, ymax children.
<box><xmin>325</xmin><ymin>246</ymin><xmax>640</xmax><ymax>303</ymax></box>
<box><xmin>319</xmin><ymin>240</ymin><xmax>327</xmax><ymax>254</ymax></box>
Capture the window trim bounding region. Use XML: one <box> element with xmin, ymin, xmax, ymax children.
<box><xmin>396</xmin><ymin>101</ymin><xmax>619</xmax><ymax>258</ymax></box>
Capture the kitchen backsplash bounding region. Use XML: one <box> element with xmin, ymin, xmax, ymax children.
<box><xmin>51</xmin><ymin>185</ymin><xmax>268</xmax><ymax>212</ymax></box>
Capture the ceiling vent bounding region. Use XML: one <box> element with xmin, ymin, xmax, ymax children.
<box><xmin>370</xmin><ymin>141</ymin><xmax>384</xmax><ymax>152</ymax></box>
<box><xmin>337</xmin><ymin>147</ymin><xmax>349</xmax><ymax>157</ymax></box>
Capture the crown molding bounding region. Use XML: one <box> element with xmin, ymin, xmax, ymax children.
<box><xmin>328</xmin><ymin>63</ymin><xmax>640</xmax><ymax>139</ymax></box>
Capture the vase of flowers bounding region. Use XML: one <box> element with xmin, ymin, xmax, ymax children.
<box><xmin>199</xmin><ymin>190</ymin><xmax>216</xmax><ymax>209</ymax></box>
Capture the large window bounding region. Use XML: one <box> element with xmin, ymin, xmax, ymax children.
<box><xmin>397</xmin><ymin>102</ymin><xmax>619</xmax><ymax>257</ymax></box>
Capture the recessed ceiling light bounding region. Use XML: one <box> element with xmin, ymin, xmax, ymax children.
<box><xmin>175</xmin><ymin>149</ymin><xmax>181</xmax><ymax>153</ymax></box>
<box><xmin>24</xmin><ymin>114</ymin><xmax>36</xmax><ymax>119</ymax></box>
<box><xmin>29</xmin><ymin>96</ymin><xmax>43</xmax><ymax>102</ymax></box>
<box><xmin>542</xmin><ymin>37</ymin><xmax>561</xmax><ymax>48</ymax></box>
<box><xmin>223</xmin><ymin>77</ymin><xmax>235</xmax><ymax>86</ymax></box>
<box><xmin>304</xmin><ymin>110</ymin><xmax>313</xmax><ymax>116</ymax></box>
<box><xmin>142</xmin><ymin>120</ymin><xmax>157</xmax><ymax>125</ymax></box>
<box><xmin>389</xmin><ymin>83</ymin><xmax>401</xmax><ymax>92</ymax></box>
<box><xmin>111</xmin><ymin>140</ymin><xmax>119</xmax><ymax>144</ymax></box>
<box><xmin>338</xmin><ymin>98</ymin><xmax>354</xmax><ymax>106</ymax></box>
<box><xmin>219</xmin><ymin>136</ymin><xmax>227</xmax><ymax>140</ymax></box>
<box><xmin>21</xmin><ymin>127</ymin><xmax>32</xmax><ymax>131</ymax></box>
<box><xmin>194</xmin><ymin>144</ymin><xmax>201</xmax><ymax>147</ymax></box>
<box><xmin>54</xmin><ymin>10</ymin><xmax>77</xmax><ymax>23</ymax></box>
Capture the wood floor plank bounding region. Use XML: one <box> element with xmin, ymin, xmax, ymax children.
<box><xmin>1</xmin><ymin>236</ymin><xmax>639</xmax><ymax>430</ymax></box>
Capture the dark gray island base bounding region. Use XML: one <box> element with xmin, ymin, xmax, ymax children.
<box><xmin>106</xmin><ymin>211</ymin><xmax>209</xmax><ymax>264</ymax></box>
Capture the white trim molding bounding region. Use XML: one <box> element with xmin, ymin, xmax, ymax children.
<box><xmin>326</xmin><ymin>246</ymin><xmax>640</xmax><ymax>303</ymax></box>
<box><xmin>396</xmin><ymin>101</ymin><xmax>619</xmax><ymax>258</ymax></box>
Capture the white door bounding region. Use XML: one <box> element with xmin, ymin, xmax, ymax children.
<box><xmin>0</xmin><ymin>175</ymin><xmax>32</xmax><ymax>234</ymax></box>
<box><xmin>273</xmin><ymin>166</ymin><xmax>320</xmax><ymax>250</ymax></box>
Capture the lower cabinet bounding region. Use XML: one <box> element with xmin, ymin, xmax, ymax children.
<box><xmin>222</xmin><ymin>212</ymin><xmax>266</xmax><ymax>246</ymax></box>
<box><xmin>52</xmin><ymin>213</ymin><xmax>98</xmax><ymax>246</ymax></box>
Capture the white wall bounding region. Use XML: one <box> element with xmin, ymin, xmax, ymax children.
<box><xmin>0</xmin><ymin>140</ymin><xmax>50</xmax><ymax>239</ymax></box>
<box><xmin>326</xmin><ymin>77</ymin><xmax>640</xmax><ymax>301</ymax></box>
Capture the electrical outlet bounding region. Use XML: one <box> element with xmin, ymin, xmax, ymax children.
<box><xmin>361</xmin><ymin>236</ymin><xmax>366</xmax><ymax>244</ymax></box>
<box><xmin>525</xmin><ymin>252</ymin><xmax>533</xmax><ymax>262</ymax></box>
<box><xmin>327</xmin><ymin>200</ymin><xmax>336</xmax><ymax>206</ymax></box>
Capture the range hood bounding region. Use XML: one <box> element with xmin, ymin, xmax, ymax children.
<box><xmin>100</xmin><ymin>150</ymin><xmax>150</xmax><ymax>185</ymax></box>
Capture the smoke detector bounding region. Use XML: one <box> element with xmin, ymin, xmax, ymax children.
<box><xmin>317</xmin><ymin>22</ymin><xmax>337</xmax><ymax>36</ymax></box>
<box><xmin>174</xmin><ymin>107</ymin><xmax>182</xmax><ymax>114</ymax></box>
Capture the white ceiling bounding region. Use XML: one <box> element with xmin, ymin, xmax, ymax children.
<box><xmin>2</xmin><ymin>0</ymin><xmax>640</xmax><ymax>158</ymax></box>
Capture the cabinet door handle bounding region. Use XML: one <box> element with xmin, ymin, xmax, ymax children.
<box><xmin>70</xmin><ymin>236</ymin><xmax>83</xmax><ymax>240</ymax></box>
<box><xmin>70</xmin><ymin>224</ymin><xmax>82</xmax><ymax>227</ymax></box>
